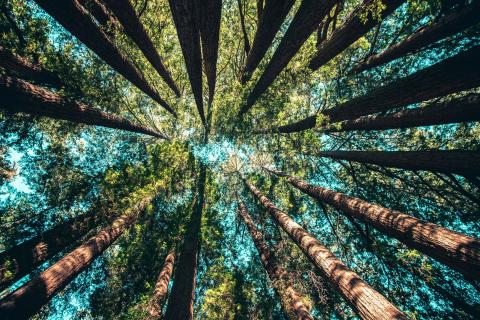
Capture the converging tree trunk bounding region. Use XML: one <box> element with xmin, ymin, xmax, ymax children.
<box><xmin>255</xmin><ymin>115</ymin><xmax>317</xmax><ymax>134</ymax></box>
<box><xmin>237</xmin><ymin>200</ymin><xmax>314</xmax><ymax>320</ymax></box>
<box><xmin>0</xmin><ymin>75</ymin><xmax>168</xmax><ymax>139</ymax></box>
<box><xmin>78</xmin><ymin>0</ymin><xmax>118</xmax><ymax>31</ymax></box>
<box><xmin>33</xmin><ymin>0</ymin><xmax>175</xmax><ymax>115</ymax></box>
<box><xmin>242</xmin><ymin>178</ymin><xmax>408</xmax><ymax>320</ymax></box>
<box><xmin>147</xmin><ymin>249</ymin><xmax>176</xmax><ymax>319</ymax></box>
<box><xmin>237</xmin><ymin>0</ymin><xmax>251</xmax><ymax>55</ymax></box>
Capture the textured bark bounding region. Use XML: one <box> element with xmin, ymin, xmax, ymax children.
<box><xmin>317</xmin><ymin>150</ymin><xmax>480</xmax><ymax>177</ymax></box>
<box><xmin>309</xmin><ymin>0</ymin><xmax>405</xmax><ymax>70</ymax></box>
<box><xmin>351</xmin><ymin>1</ymin><xmax>480</xmax><ymax>73</ymax></box>
<box><xmin>267</xmin><ymin>168</ymin><xmax>480</xmax><ymax>281</ymax></box>
<box><xmin>102</xmin><ymin>0</ymin><xmax>180</xmax><ymax>96</ymax></box>
<box><xmin>243</xmin><ymin>178</ymin><xmax>408</xmax><ymax>320</ymax></box>
<box><xmin>147</xmin><ymin>249</ymin><xmax>176</xmax><ymax>319</ymax></box>
<box><xmin>169</xmin><ymin>0</ymin><xmax>205</xmax><ymax>125</ymax></box>
<box><xmin>241</xmin><ymin>0</ymin><xmax>336</xmax><ymax>114</ymax></box>
<box><xmin>0</xmin><ymin>45</ymin><xmax>61</xmax><ymax>87</ymax></box>
<box><xmin>241</xmin><ymin>0</ymin><xmax>295</xmax><ymax>84</ymax></box>
<box><xmin>0</xmin><ymin>75</ymin><xmax>167</xmax><ymax>139</ymax></box>
<box><xmin>237</xmin><ymin>200</ymin><xmax>314</xmax><ymax>320</ymax></box>
<box><xmin>322</xmin><ymin>45</ymin><xmax>480</xmax><ymax>122</ymax></box>
<box><xmin>33</xmin><ymin>0</ymin><xmax>175</xmax><ymax>115</ymax></box>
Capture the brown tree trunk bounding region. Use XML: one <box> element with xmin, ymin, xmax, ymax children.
<box><xmin>102</xmin><ymin>0</ymin><xmax>180</xmax><ymax>96</ymax></box>
<box><xmin>243</xmin><ymin>178</ymin><xmax>408</xmax><ymax>320</ymax></box>
<box><xmin>0</xmin><ymin>46</ymin><xmax>61</xmax><ymax>87</ymax></box>
<box><xmin>266</xmin><ymin>168</ymin><xmax>480</xmax><ymax>281</ymax></box>
<box><xmin>237</xmin><ymin>0</ymin><xmax>251</xmax><ymax>56</ymax></box>
<box><xmin>241</xmin><ymin>0</ymin><xmax>295</xmax><ymax>84</ymax></box>
<box><xmin>256</xmin><ymin>0</ymin><xmax>264</xmax><ymax>22</ymax></box>
<box><xmin>255</xmin><ymin>115</ymin><xmax>316</xmax><ymax>134</ymax></box>
<box><xmin>147</xmin><ymin>249</ymin><xmax>176</xmax><ymax>319</ymax></box>
<box><xmin>240</xmin><ymin>0</ymin><xmax>336</xmax><ymax>114</ymax></box>
<box><xmin>316</xmin><ymin>150</ymin><xmax>480</xmax><ymax>177</ymax></box>
<box><xmin>33</xmin><ymin>0</ymin><xmax>175</xmax><ymax>115</ymax></box>
<box><xmin>309</xmin><ymin>0</ymin><xmax>405</xmax><ymax>71</ymax></box>
<box><xmin>351</xmin><ymin>1</ymin><xmax>480</xmax><ymax>73</ymax></box>
<box><xmin>237</xmin><ymin>200</ymin><xmax>314</xmax><ymax>320</ymax></box>
<box><xmin>0</xmin><ymin>75</ymin><xmax>168</xmax><ymax>139</ymax></box>
<box><xmin>78</xmin><ymin>0</ymin><xmax>118</xmax><ymax>31</ymax></box>
<box><xmin>168</xmin><ymin>0</ymin><xmax>205</xmax><ymax>126</ymax></box>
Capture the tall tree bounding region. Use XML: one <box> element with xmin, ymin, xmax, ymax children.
<box><xmin>147</xmin><ymin>248</ymin><xmax>176</xmax><ymax>319</ymax></box>
<box><xmin>78</xmin><ymin>0</ymin><xmax>118</xmax><ymax>32</ymax></box>
<box><xmin>236</xmin><ymin>0</ymin><xmax>251</xmax><ymax>55</ymax></box>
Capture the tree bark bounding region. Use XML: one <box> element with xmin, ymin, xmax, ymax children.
<box><xmin>243</xmin><ymin>178</ymin><xmax>408</xmax><ymax>320</ymax></box>
<box><xmin>255</xmin><ymin>115</ymin><xmax>316</xmax><ymax>134</ymax></box>
<box><xmin>241</xmin><ymin>0</ymin><xmax>295</xmax><ymax>84</ymax></box>
<box><xmin>33</xmin><ymin>0</ymin><xmax>176</xmax><ymax>115</ymax></box>
<box><xmin>237</xmin><ymin>200</ymin><xmax>314</xmax><ymax>320</ymax></box>
<box><xmin>78</xmin><ymin>0</ymin><xmax>118</xmax><ymax>31</ymax></box>
<box><xmin>102</xmin><ymin>0</ymin><xmax>180</xmax><ymax>96</ymax></box>
<box><xmin>351</xmin><ymin>1</ymin><xmax>480</xmax><ymax>73</ymax></box>
<box><xmin>0</xmin><ymin>45</ymin><xmax>61</xmax><ymax>87</ymax></box>
<box><xmin>147</xmin><ymin>249</ymin><xmax>176</xmax><ymax>319</ymax></box>
<box><xmin>266</xmin><ymin>168</ymin><xmax>480</xmax><ymax>281</ymax></box>
<box><xmin>309</xmin><ymin>0</ymin><xmax>405</xmax><ymax>71</ymax></box>
<box><xmin>237</xmin><ymin>0</ymin><xmax>251</xmax><ymax>56</ymax></box>
<box><xmin>240</xmin><ymin>0</ymin><xmax>336</xmax><ymax>115</ymax></box>
<box><xmin>168</xmin><ymin>0</ymin><xmax>205</xmax><ymax>125</ymax></box>
<box><xmin>0</xmin><ymin>75</ymin><xmax>168</xmax><ymax>139</ymax></box>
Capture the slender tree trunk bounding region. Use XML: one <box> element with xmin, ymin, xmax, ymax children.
<box><xmin>33</xmin><ymin>0</ymin><xmax>175</xmax><ymax>115</ymax></box>
<box><xmin>102</xmin><ymin>0</ymin><xmax>180</xmax><ymax>96</ymax></box>
<box><xmin>241</xmin><ymin>0</ymin><xmax>295</xmax><ymax>84</ymax></box>
<box><xmin>309</xmin><ymin>0</ymin><xmax>405</xmax><ymax>71</ymax></box>
<box><xmin>0</xmin><ymin>75</ymin><xmax>168</xmax><ymax>139</ymax></box>
<box><xmin>78</xmin><ymin>0</ymin><xmax>118</xmax><ymax>31</ymax></box>
<box><xmin>256</xmin><ymin>0</ymin><xmax>264</xmax><ymax>22</ymax></box>
<box><xmin>266</xmin><ymin>168</ymin><xmax>480</xmax><ymax>281</ymax></box>
<box><xmin>237</xmin><ymin>200</ymin><xmax>314</xmax><ymax>320</ymax></box>
<box><xmin>241</xmin><ymin>0</ymin><xmax>336</xmax><ymax>114</ymax></box>
<box><xmin>255</xmin><ymin>115</ymin><xmax>317</xmax><ymax>134</ymax></box>
<box><xmin>351</xmin><ymin>1</ymin><xmax>480</xmax><ymax>73</ymax></box>
<box><xmin>0</xmin><ymin>46</ymin><xmax>61</xmax><ymax>87</ymax></box>
<box><xmin>147</xmin><ymin>249</ymin><xmax>176</xmax><ymax>319</ymax></box>
<box><xmin>242</xmin><ymin>178</ymin><xmax>408</xmax><ymax>320</ymax></box>
<box><xmin>237</xmin><ymin>0</ymin><xmax>251</xmax><ymax>55</ymax></box>
<box><xmin>168</xmin><ymin>0</ymin><xmax>205</xmax><ymax>125</ymax></box>
<box><xmin>316</xmin><ymin>150</ymin><xmax>480</xmax><ymax>177</ymax></box>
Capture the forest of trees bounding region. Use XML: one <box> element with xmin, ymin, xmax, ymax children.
<box><xmin>0</xmin><ymin>0</ymin><xmax>479</xmax><ymax>319</ymax></box>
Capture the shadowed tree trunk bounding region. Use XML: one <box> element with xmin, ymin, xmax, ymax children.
<box><xmin>237</xmin><ymin>0</ymin><xmax>251</xmax><ymax>55</ymax></box>
<box><xmin>240</xmin><ymin>0</ymin><xmax>336</xmax><ymax>114</ymax></box>
<box><xmin>33</xmin><ymin>0</ymin><xmax>175</xmax><ymax>115</ymax></box>
<box><xmin>0</xmin><ymin>46</ymin><xmax>61</xmax><ymax>87</ymax></box>
<box><xmin>309</xmin><ymin>0</ymin><xmax>405</xmax><ymax>71</ymax></box>
<box><xmin>255</xmin><ymin>115</ymin><xmax>317</xmax><ymax>134</ymax></box>
<box><xmin>351</xmin><ymin>1</ymin><xmax>480</xmax><ymax>73</ymax></box>
<box><xmin>102</xmin><ymin>0</ymin><xmax>180</xmax><ymax>96</ymax></box>
<box><xmin>168</xmin><ymin>0</ymin><xmax>205</xmax><ymax>126</ymax></box>
<box><xmin>316</xmin><ymin>150</ymin><xmax>480</xmax><ymax>177</ymax></box>
<box><xmin>78</xmin><ymin>0</ymin><xmax>118</xmax><ymax>31</ymax></box>
<box><xmin>241</xmin><ymin>0</ymin><xmax>295</xmax><ymax>84</ymax></box>
<box><xmin>237</xmin><ymin>200</ymin><xmax>314</xmax><ymax>320</ymax></box>
<box><xmin>147</xmin><ymin>249</ymin><xmax>176</xmax><ymax>319</ymax></box>
<box><xmin>266</xmin><ymin>168</ymin><xmax>480</xmax><ymax>281</ymax></box>
<box><xmin>242</xmin><ymin>178</ymin><xmax>408</xmax><ymax>320</ymax></box>
<box><xmin>256</xmin><ymin>0</ymin><xmax>264</xmax><ymax>22</ymax></box>
<box><xmin>0</xmin><ymin>75</ymin><xmax>167</xmax><ymax>139</ymax></box>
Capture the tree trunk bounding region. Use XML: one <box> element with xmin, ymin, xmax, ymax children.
<box><xmin>237</xmin><ymin>200</ymin><xmax>314</xmax><ymax>320</ymax></box>
<box><xmin>241</xmin><ymin>0</ymin><xmax>336</xmax><ymax>114</ymax></box>
<box><xmin>78</xmin><ymin>0</ymin><xmax>118</xmax><ymax>31</ymax></box>
<box><xmin>316</xmin><ymin>150</ymin><xmax>480</xmax><ymax>177</ymax></box>
<box><xmin>164</xmin><ymin>164</ymin><xmax>206</xmax><ymax>320</ymax></box>
<box><xmin>0</xmin><ymin>75</ymin><xmax>168</xmax><ymax>139</ymax></box>
<box><xmin>33</xmin><ymin>0</ymin><xmax>175</xmax><ymax>115</ymax></box>
<box><xmin>0</xmin><ymin>45</ymin><xmax>61</xmax><ymax>87</ymax></box>
<box><xmin>351</xmin><ymin>1</ymin><xmax>480</xmax><ymax>73</ymax></box>
<box><xmin>147</xmin><ymin>249</ymin><xmax>176</xmax><ymax>319</ymax></box>
<box><xmin>243</xmin><ymin>178</ymin><xmax>408</xmax><ymax>320</ymax></box>
<box><xmin>241</xmin><ymin>0</ymin><xmax>295</xmax><ymax>84</ymax></box>
<box><xmin>168</xmin><ymin>0</ymin><xmax>205</xmax><ymax>126</ymax></box>
<box><xmin>237</xmin><ymin>0</ymin><xmax>251</xmax><ymax>56</ymax></box>
<box><xmin>256</xmin><ymin>0</ymin><xmax>264</xmax><ymax>22</ymax></box>
<box><xmin>266</xmin><ymin>168</ymin><xmax>480</xmax><ymax>281</ymax></box>
<box><xmin>309</xmin><ymin>0</ymin><xmax>405</xmax><ymax>71</ymax></box>
<box><xmin>102</xmin><ymin>0</ymin><xmax>180</xmax><ymax>96</ymax></box>
<box><xmin>255</xmin><ymin>115</ymin><xmax>316</xmax><ymax>134</ymax></box>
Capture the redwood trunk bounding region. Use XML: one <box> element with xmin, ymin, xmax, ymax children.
<box><xmin>309</xmin><ymin>0</ymin><xmax>405</xmax><ymax>71</ymax></box>
<box><xmin>102</xmin><ymin>0</ymin><xmax>180</xmax><ymax>96</ymax></box>
<box><xmin>316</xmin><ymin>150</ymin><xmax>480</xmax><ymax>177</ymax></box>
<box><xmin>243</xmin><ymin>178</ymin><xmax>408</xmax><ymax>320</ymax></box>
<box><xmin>237</xmin><ymin>0</ymin><xmax>251</xmax><ymax>55</ymax></box>
<box><xmin>256</xmin><ymin>115</ymin><xmax>316</xmax><ymax>134</ymax></box>
<box><xmin>237</xmin><ymin>200</ymin><xmax>314</xmax><ymax>320</ymax></box>
<box><xmin>267</xmin><ymin>168</ymin><xmax>480</xmax><ymax>281</ymax></box>
<box><xmin>147</xmin><ymin>249</ymin><xmax>176</xmax><ymax>319</ymax></box>
<box><xmin>241</xmin><ymin>0</ymin><xmax>295</xmax><ymax>84</ymax></box>
<box><xmin>0</xmin><ymin>75</ymin><xmax>168</xmax><ymax>139</ymax></box>
<box><xmin>78</xmin><ymin>0</ymin><xmax>118</xmax><ymax>30</ymax></box>
<box><xmin>241</xmin><ymin>0</ymin><xmax>336</xmax><ymax>114</ymax></box>
<box><xmin>33</xmin><ymin>0</ymin><xmax>175</xmax><ymax>115</ymax></box>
